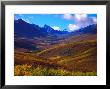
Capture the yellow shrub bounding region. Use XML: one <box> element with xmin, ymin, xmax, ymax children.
<box><xmin>14</xmin><ymin>64</ymin><xmax>32</xmax><ymax>76</ymax></box>
<box><xmin>14</xmin><ymin>64</ymin><xmax>96</xmax><ymax>76</ymax></box>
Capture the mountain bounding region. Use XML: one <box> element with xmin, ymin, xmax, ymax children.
<box><xmin>14</xmin><ymin>19</ymin><xmax>69</xmax><ymax>38</ymax></box>
<box><xmin>14</xmin><ymin>19</ymin><xmax>48</xmax><ymax>38</ymax></box>
<box><xmin>14</xmin><ymin>19</ymin><xmax>97</xmax><ymax>52</ymax></box>
<box><xmin>81</xmin><ymin>24</ymin><xmax>97</xmax><ymax>34</ymax></box>
<box><xmin>71</xmin><ymin>24</ymin><xmax>97</xmax><ymax>35</ymax></box>
<box><xmin>14</xmin><ymin>19</ymin><xmax>97</xmax><ymax>39</ymax></box>
<box><xmin>14</xmin><ymin>19</ymin><xmax>70</xmax><ymax>51</ymax></box>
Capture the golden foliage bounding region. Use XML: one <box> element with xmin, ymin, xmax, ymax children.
<box><xmin>14</xmin><ymin>64</ymin><xmax>96</xmax><ymax>76</ymax></box>
<box><xmin>14</xmin><ymin>64</ymin><xmax>32</xmax><ymax>76</ymax></box>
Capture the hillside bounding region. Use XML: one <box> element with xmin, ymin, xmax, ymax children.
<box><xmin>15</xmin><ymin>39</ymin><xmax>97</xmax><ymax>73</ymax></box>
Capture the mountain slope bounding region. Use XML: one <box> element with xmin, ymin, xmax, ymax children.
<box><xmin>15</xmin><ymin>39</ymin><xmax>97</xmax><ymax>72</ymax></box>
<box><xmin>71</xmin><ymin>24</ymin><xmax>97</xmax><ymax>35</ymax></box>
<box><xmin>14</xmin><ymin>19</ymin><xmax>69</xmax><ymax>38</ymax></box>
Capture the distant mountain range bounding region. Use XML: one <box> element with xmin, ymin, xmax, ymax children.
<box><xmin>14</xmin><ymin>19</ymin><xmax>69</xmax><ymax>38</ymax></box>
<box><xmin>71</xmin><ymin>24</ymin><xmax>97</xmax><ymax>35</ymax></box>
<box><xmin>14</xmin><ymin>19</ymin><xmax>97</xmax><ymax>38</ymax></box>
<box><xmin>14</xmin><ymin>19</ymin><xmax>97</xmax><ymax>52</ymax></box>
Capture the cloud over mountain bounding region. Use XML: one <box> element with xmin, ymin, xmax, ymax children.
<box><xmin>15</xmin><ymin>14</ymin><xmax>97</xmax><ymax>32</ymax></box>
<box><xmin>63</xmin><ymin>14</ymin><xmax>97</xmax><ymax>31</ymax></box>
<box><xmin>68</xmin><ymin>24</ymin><xmax>80</xmax><ymax>32</ymax></box>
<box><xmin>52</xmin><ymin>26</ymin><xmax>61</xmax><ymax>31</ymax></box>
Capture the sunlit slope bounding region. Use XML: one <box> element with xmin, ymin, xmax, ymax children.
<box><xmin>36</xmin><ymin>40</ymin><xmax>97</xmax><ymax>72</ymax></box>
<box><xmin>15</xmin><ymin>39</ymin><xmax>96</xmax><ymax>72</ymax></box>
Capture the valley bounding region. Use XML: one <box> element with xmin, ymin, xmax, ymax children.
<box><xmin>14</xmin><ymin>19</ymin><xmax>97</xmax><ymax>76</ymax></box>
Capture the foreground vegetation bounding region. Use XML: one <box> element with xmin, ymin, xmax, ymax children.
<box><xmin>14</xmin><ymin>39</ymin><xmax>97</xmax><ymax>76</ymax></box>
<box><xmin>15</xmin><ymin>40</ymin><xmax>97</xmax><ymax>73</ymax></box>
<box><xmin>14</xmin><ymin>64</ymin><xmax>96</xmax><ymax>76</ymax></box>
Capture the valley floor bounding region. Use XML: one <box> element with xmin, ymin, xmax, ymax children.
<box><xmin>14</xmin><ymin>39</ymin><xmax>97</xmax><ymax>76</ymax></box>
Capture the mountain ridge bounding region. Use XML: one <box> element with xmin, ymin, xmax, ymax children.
<box><xmin>14</xmin><ymin>19</ymin><xmax>97</xmax><ymax>38</ymax></box>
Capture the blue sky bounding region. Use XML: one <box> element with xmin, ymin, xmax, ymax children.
<box><xmin>14</xmin><ymin>14</ymin><xmax>97</xmax><ymax>32</ymax></box>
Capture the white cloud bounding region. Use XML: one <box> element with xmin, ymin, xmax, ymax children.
<box><xmin>52</xmin><ymin>26</ymin><xmax>61</xmax><ymax>31</ymax></box>
<box><xmin>63</xmin><ymin>14</ymin><xmax>73</xmax><ymax>20</ymax></box>
<box><xmin>74</xmin><ymin>14</ymin><xmax>87</xmax><ymax>21</ymax></box>
<box><xmin>92</xmin><ymin>17</ymin><xmax>97</xmax><ymax>24</ymax></box>
<box><xmin>68</xmin><ymin>24</ymin><xmax>80</xmax><ymax>32</ymax></box>
<box><xmin>62</xmin><ymin>14</ymin><xmax>97</xmax><ymax>32</ymax></box>
<box><xmin>67</xmin><ymin>14</ymin><xmax>97</xmax><ymax>32</ymax></box>
<box><xmin>74</xmin><ymin>14</ymin><xmax>97</xmax><ymax>27</ymax></box>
